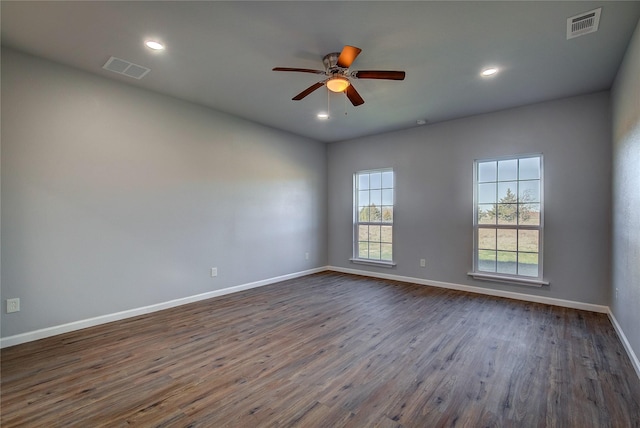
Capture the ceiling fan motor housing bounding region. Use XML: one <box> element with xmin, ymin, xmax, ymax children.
<box><xmin>323</xmin><ymin>52</ymin><xmax>346</xmax><ymax>75</ymax></box>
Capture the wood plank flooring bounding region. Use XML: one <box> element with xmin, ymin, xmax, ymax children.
<box><xmin>2</xmin><ymin>272</ymin><xmax>639</xmax><ymax>427</ymax></box>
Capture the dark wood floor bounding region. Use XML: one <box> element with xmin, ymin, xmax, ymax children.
<box><xmin>2</xmin><ymin>272</ymin><xmax>639</xmax><ymax>427</ymax></box>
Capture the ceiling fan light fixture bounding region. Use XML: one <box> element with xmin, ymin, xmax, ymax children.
<box><xmin>326</xmin><ymin>76</ymin><xmax>350</xmax><ymax>93</ymax></box>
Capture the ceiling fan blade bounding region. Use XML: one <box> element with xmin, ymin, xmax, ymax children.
<box><xmin>345</xmin><ymin>85</ymin><xmax>365</xmax><ymax>106</ymax></box>
<box><xmin>292</xmin><ymin>81</ymin><xmax>325</xmax><ymax>100</ymax></box>
<box><xmin>355</xmin><ymin>70</ymin><xmax>406</xmax><ymax>80</ymax></box>
<box><xmin>273</xmin><ymin>67</ymin><xmax>326</xmax><ymax>75</ymax></box>
<box><xmin>336</xmin><ymin>46</ymin><xmax>362</xmax><ymax>68</ymax></box>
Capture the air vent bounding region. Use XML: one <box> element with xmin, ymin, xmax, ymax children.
<box><xmin>567</xmin><ymin>8</ymin><xmax>601</xmax><ymax>39</ymax></box>
<box><xmin>102</xmin><ymin>56</ymin><xmax>151</xmax><ymax>79</ymax></box>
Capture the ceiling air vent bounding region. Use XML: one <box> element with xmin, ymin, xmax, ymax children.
<box><xmin>102</xmin><ymin>56</ymin><xmax>150</xmax><ymax>79</ymax></box>
<box><xmin>567</xmin><ymin>8</ymin><xmax>602</xmax><ymax>40</ymax></box>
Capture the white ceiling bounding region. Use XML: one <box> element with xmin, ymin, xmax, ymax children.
<box><xmin>2</xmin><ymin>1</ymin><xmax>639</xmax><ymax>143</ymax></box>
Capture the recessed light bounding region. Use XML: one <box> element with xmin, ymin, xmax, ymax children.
<box><xmin>416</xmin><ymin>119</ymin><xmax>427</xmax><ymax>125</ymax></box>
<box><xmin>317</xmin><ymin>113</ymin><xmax>329</xmax><ymax>120</ymax></box>
<box><xmin>481</xmin><ymin>67</ymin><xmax>499</xmax><ymax>77</ymax></box>
<box><xmin>145</xmin><ymin>40</ymin><xmax>165</xmax><ymax>51</ymax></box>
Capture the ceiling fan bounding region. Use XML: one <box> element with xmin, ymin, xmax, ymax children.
<box><xmin>272</xmin><ymin>45</ymin><xmax>405</xmax><ymax>106</ymax></box>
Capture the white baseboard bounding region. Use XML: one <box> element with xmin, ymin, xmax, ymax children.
<box><xmin>0</xmin><ymin>267</ymin><xmax>326</xmax><ymax>349</ymax></box>
<box><xmin>328</xmin><ymin>265</ymin><xmax>609</xmax><ymax>313</ymax></box>
<box><xmin>607</xmin><ymin>311</ymin><xmax>640</xmax><ymax>380</ymax></box>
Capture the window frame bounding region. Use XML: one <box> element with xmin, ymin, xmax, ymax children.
<box><xmin>351</xmin><ymin>168</ymin><xmax>396</xmax><ymax>267</ymax></box>
<box><xmin>469</xmin><ymin>154</ymin><xmax>548</xmax><ymax>286</ymax></box>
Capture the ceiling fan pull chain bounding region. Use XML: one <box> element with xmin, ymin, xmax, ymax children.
<box><xmin>327</xmin><ymin>86</ymin><xmax>331</xmax><ymax>119</ymax></box>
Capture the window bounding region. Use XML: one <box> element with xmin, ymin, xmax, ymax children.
<box><xmin>353</xmin><ymin>169</ymin><xmax>395</xmax><ymax>265</ymax></box>
<box><xmin>471</xmin><ymin>155</ymin><xmax>546</xmax><ymax>285</ymax></box>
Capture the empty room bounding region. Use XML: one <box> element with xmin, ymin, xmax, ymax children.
<box><xmin>2</xmin><ymin>1</ymin><xmax>640</xmax><ymax>426</ymax></box>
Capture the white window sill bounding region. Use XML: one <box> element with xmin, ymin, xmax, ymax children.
<box><xmin>350</xmin><ymin>258</ymin><xmax>397</xmax><ymax>268</ymax></box>
<box><xmin>467</xmin><ymin>272</ymin><xmax>549</xmax><ymax>287</ymax></box>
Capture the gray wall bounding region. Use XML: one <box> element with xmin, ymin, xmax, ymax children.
<box><xmin>1</xmin><ymin>48</ymin><xmax>327</xmax><ymax>338</ymax></box>
<box><xmin>328</xmin><ymin>92</ymin><xmax>612</xmax><ymax>304</ymax></box>
<box><xmin>612</xmin><ymin>19</ymin><xmax>640</xmax><ymax>363</ymax></box>
<box><xmin>1</xmin><ymin>41</ymin><xmax>627</xmax><ymax>343</ymax></box>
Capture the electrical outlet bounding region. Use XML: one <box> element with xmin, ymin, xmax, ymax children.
<box><xmin>7</xmin><ymin>298</ymin><xmax>20</xmax><ymax>313</ymax></box>
<box><xmin>211</xmin><ymin>267</ymin><xmax>218</xmax><ymax>277</ymax></box>
<box><xmin>305</xmin><ymin>252</ymin><xmax>309</xmax><ymax>260</ymax></box>
<box><xmin>420</xmin><ymin>259</ymin><xmax>426</xmax><ymax>268</ymax></box>
<box><xmin>615</xmin><ymin>288</ymin><xmax>619</xmax><ymax>299</ymax></box>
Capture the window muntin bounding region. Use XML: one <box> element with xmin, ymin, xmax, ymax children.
<box><xmin>354</xmin><ymin>169</ymin><xmax>394</xmax><ymax>262</ymax></box>
<box><xmin>474</xmin><ymin>155</ymin><xmax>543</xmax><ymax>280</ymax></box>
